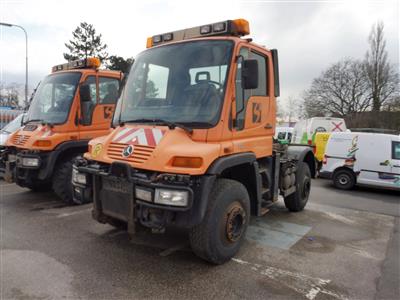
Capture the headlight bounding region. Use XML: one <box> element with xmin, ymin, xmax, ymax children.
<box><xmin>21</xmin><ymin>157</ymin><xmax>40</xmax><ymax>167</ymax></box>
<box><xmin>135</xmin><ymin>187</ymin><xmax>152</xmax><ymax>202</ymax></box>
<box><xmin>72</xmin><ymin>168</ymin><xmax>87</xmax><ymax>185</ymax></box>
<box><xmin>154</xmin><ymin>188</ymin><xmax>188</xmax><ymax>207</ymax></box>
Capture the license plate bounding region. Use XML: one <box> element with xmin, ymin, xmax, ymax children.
<box><xmin>102</xmin><ymin>178</ymin><xmax>131</xmax><ymax>194</ymax></box>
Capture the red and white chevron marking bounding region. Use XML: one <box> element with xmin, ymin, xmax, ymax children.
<box><xmin>113</xmin><ymin>127</ymin><xmax>166</xmax><ymax>147</ymax></box>
<box><xmin>40</xmin><ymin>126</ymin><xmax>54</xmax><ymax>138</ymax></box>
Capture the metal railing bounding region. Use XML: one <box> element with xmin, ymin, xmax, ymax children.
<box><xmin>0</xmin><ymin>109</ymin><xmax>24</xmax><ymax>129</ymax></box>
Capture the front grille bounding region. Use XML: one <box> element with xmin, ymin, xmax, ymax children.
<box><xmin>12</xmin><ymin>135</ymin><xmax>29</xmax><ymax>146</ymax></box>
<box><xmin>107</xmin><ymin>142</ymin><xmax>154</xmax><ymax>164</ymax></box>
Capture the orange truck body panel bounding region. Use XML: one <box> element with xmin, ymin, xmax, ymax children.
<box><xmin>84</xmin><ymin>37</ymin><xmax>276</xmax><ymax>174</ymax></box>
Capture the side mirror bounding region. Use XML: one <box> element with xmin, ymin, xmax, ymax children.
<box><xmin>242</xmin><ymin>59</ymin><xmax>258</xmax><ymax>90</ymax></box>
<box><xmin>79</xmin><ymin>84</ymin><xmax>91</xmax><ymax>102</ymax></box>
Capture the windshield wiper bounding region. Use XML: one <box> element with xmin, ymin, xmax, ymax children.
<box><xmin>23</xmin><ymin>119</ymin><xmax>52</xmax><ymax>127</ymax></box>
<box><xmin>121</xmin><ymin>118</ymin><xmax>193</xmax><ymax>134</ymax></box>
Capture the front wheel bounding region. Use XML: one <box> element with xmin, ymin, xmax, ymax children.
<box><xmin>189</xmin><ymin>179</ymin><xmax>250</xmax><ymax>265</ymax></box>
<box><xmin>52</xmin><ymin>157</ymin><xmax>76</xmax><ymax>204</ymax></box>
<box><xmin>284</xmin><ymin>162</ymin><xmax>311</xmax><ymax>212</ymax></box>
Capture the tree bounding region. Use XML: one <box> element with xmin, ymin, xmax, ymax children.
<box><xmin>364</xmin><ymin>22</ymin><xmax>399</xmax><ymax>112</ymax></box>
<box><xmin>0</xmin><ymin>82</ymin><xmax>21</xmax><ymax>108</ymax></box>
<box><xmin>64</xmin><ymin>22</ymin><xmax>108</xmax><ymax>63</ymax></box>
<box><xmin>302</xmin><ymin>59</ymin><xmax>370</xmax><ymax>117</ymax></box>
<box><xmin>145</xmin><ymin>80</ymin><xmax>159</xmax><ymax>98</ymax></box>
<box><xmin>107</xmin><ymin>55</ymin><xmax>134</xmax><ymax>74</ymax></box>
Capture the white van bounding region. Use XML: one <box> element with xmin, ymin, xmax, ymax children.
<box><xmin>320</xmin><ymin>132</ymin><xmax>400</xmax><ymax>190</ymax></box>
<box><xmin>292</xmin><ymin>117</ymin><xmax>347</xmax><ymax>145</ymax></box>
<box><xmin>275</xmin><ymin>127</ymin><xmax>293</xmax><ymax>143</ymax></box>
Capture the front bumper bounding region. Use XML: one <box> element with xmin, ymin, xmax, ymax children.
<box><xmin>2</xmin><ymin>149</ymin><xmax>56</xmax><ymax>185</ymax></box>
<box><xmin>72</xmin><ymin>160</ymin><xmax>215</xmax><ymax>232</ymax></box>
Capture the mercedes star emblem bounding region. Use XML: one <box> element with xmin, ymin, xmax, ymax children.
<box><xmin>122</xmin><ymin>145</ymin><xmax>134</xmax><ymax>158</ymax></box>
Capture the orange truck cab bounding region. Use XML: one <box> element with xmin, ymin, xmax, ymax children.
<box><xmin>72</xmin><ymin>20</ymin><xmax>315</xmax><ymax>264</ymax></box>
<box><xmin>3</xmin><ymin>58</ymin><xmax>122</xmax><ymax>203</ymax></box>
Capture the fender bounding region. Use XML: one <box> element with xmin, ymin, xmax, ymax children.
<box><xmin>206</xmin><ymin>152</ymin><xmax>263</xmax><ymax>216</ymax></box>
<box><xmin>287</xmin><ymin>145</ymin><xmax>316</xmax><ymax>177</ymax></box>
<box><xmin>38</xmin><ymin>140</ymin><xmax>90</xmax><ymax>180</ymax></box>
<box><xmin>206</xmin><ymin>152</ymin><xmax>256</xmax><ymax>175</ymax></box>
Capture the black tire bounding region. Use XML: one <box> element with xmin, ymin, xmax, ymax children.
<box><xmin>333</xmin><ymin>169</ymin><xmax>355</xmax><ymax>190</ymax></box>
<box><xmin>52</xmin><ymin>157</ymin><xmax>75</xmax><ymax>204</ymax></box>
<box><xmin>284</xmin><ymin>162</ymin><xmax>311</xmax><ymax>212</ymax></box>
<box><xmin>189</xmin><ymin>179</ymin><xmax>250</xmax><ymax>265</ymax></box>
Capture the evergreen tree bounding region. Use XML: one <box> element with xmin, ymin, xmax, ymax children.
<box><xmin>107</xmin><ymin>56</ymin><xmax>134</xmax><ymax>74</ymax></box>
<box><xmin>64</xmin><ymin>22</ymin><xmax>108</xmax><ymax>63</ymax></box>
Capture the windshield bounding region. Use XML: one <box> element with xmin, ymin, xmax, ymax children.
<box><xmin>114</xmin><ymin>40</ymin><xmax>233</xmax><ymax>127</ymax></box>
<box><xmin>26</xmin><ymin>72</ymin><xmax>81</xmax><ymax>124</ymax></box>
<box><xmin>1</xmin><ymin>113</ymin><xmax>24</xmax><ymax>133</ymax></box>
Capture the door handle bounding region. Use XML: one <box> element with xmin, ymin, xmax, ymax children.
<box><xmin>264</xmin><ymin>123</ymin><xmax>273</xmax><ymax>129</ymax></box>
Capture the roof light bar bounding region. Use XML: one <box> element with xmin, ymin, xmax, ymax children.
<box><xmin>52</xmin><ymin>57</ymin><xmax>101</xmax><ymax>73</ymax></box>
<box><xmin>146</xmin><ymin>18</ymin><xmax>250</xmax><ymax>48</ymax></box>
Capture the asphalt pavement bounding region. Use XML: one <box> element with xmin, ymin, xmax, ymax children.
<box><xmin>0</xmin><ymin>179</ymin><xmax>399</xmax><ymax>299</ymax></box>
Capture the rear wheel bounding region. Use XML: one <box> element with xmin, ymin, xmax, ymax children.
<box><xmin>189</xmin><ymin>179</ymin><xmax>250</xmax><ymax>264</ymax></box>
<box><xmin>52</xmin><ymin>157</ymin><xmax>76</xmax><ymax>204</ymax></box>
<box><xmin>333</xmin><ymin>169</ymin><xmax>355</xmax><ymax>190</ymax></box>
<box><xmin>284</xmin><ymin>162</ymin><xmax>311</xmax><ymax>212</ymax></box>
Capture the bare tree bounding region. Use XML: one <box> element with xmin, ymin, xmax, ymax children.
<box><xmin>303</xmin><ymin>59</ymin><xmax>370</xmax><ymax>117</ymax></box>
<box><xmin>364</xmin><ymin>22</ymin><xmax>399</xmax><ymax>112</ymax></box>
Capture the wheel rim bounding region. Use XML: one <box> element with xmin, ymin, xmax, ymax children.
<box><xmin>225</xmin><ymin>204</ymin><xmax>246</xmax><ymax>243</ymax></box>
<box><xmin>302</xmin><ymin>178</ymin><xmax>311</xmax><ymax>199</ymax></box>
<box><xmin>339</xmin><ymin>175</ymin><xmax>349</xmax><ymax>185</ymax></box>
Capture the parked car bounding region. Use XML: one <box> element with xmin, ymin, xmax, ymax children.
<box><xmin>291</xmin><ymin>117</ymin><xmax>347</xmax><ymax>145</ymax></box>
<box><xmin>0</xmin><ymin>113</ymin><xmax>25</xmax><ymax>178</ymax></box>
<box><xmin>0</xmin><ymin>113</ymin><xmax>25</xmax><ymax>146</ymax></box>
<box><xmin>320</xmin><ymin>132</ymin><xmax>400</xmax><ymax>190</ymax></box>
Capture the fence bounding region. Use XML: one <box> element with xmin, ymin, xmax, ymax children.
<box><xmin>0</xmin><ymin>109</ymin><xmax>24</xmax><ymax>129</ymax></box>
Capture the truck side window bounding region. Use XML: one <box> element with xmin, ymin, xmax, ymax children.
<box><xmin>235</xmin><ymin>48</ymin><xmax>268</xmax><ymax>130</ymax></box>
<box><xmin>250</xmin><ymin>51</ymin><xmax>267</xmax><ymax>96</ymax></box>
<box><xmin>81</xmin><ymin>75</ymin><xmax>97</xmax><ymax>125</ymax></box>
<box><xmin>393</xmin><ymin>141</ymin><xmax>400</xmax><ymax>160</ymax></box>
<box><xmin>99</xmin><ymin>77</ymin><xmax>120</xmax><ymax>104</ymax></box>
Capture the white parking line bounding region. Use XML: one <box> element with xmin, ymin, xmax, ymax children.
<box><xmin>232</xmin><ymin>258</ymin><xmax>348</xmax><ymax>300</ymax></box>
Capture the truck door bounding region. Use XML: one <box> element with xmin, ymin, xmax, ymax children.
<box><xmin>78</xmin><ymin>75</ymin><xmax>119</xmax><ymax>140</ymax></box>
<box><xmin>232</xmin><ymin>46</ymin><xmax>273</xmax><ymax>157</ymax></box>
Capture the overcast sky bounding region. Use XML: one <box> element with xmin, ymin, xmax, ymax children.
<box><xmin>0</xmin><ymin>0</ymin><xmax>398</xmax><ymax>106</ymax></box>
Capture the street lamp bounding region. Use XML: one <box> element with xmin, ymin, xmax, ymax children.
<box><xmin>0</xmin><ymin>22</ymin><xmax>28</xmax><ymax>108</ymax></box>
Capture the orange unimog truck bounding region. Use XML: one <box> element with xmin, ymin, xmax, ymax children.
<box><xmin>3</xmin><ymin>58</ymin><xmax>122</xmax><ymax>204</ymax></box>
<box><xmin>72</xmin><ymin>20</ymin><xmax>315</xmax><ymax>264</ymax></box>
